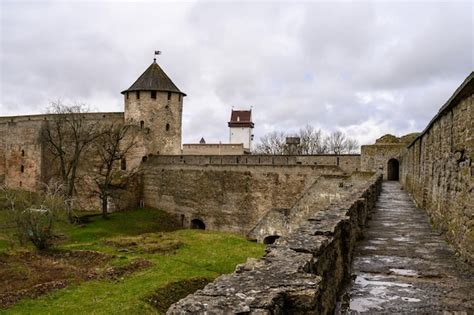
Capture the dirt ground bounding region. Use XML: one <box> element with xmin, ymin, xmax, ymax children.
<box><xmin>0</xmin><ymin>250</ymin><xmax>151</xmax><ymax>308</ymax></box>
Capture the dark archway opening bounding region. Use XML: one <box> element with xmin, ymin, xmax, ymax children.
<box><xmin>387</xmin><ymin>158</ymin><xmax>400</xmax><ymax>181</ymax></box>
<box><xmin>263</xmin><ymin>235</ymin><xmax>280</xmax><ymax>245</ymax></box>
<box><xmin>190</xmin><ymin>219</ymin><xmax>205</xmax><ymax>230</ymax></box>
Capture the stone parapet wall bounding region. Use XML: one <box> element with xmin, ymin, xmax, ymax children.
<box><xmin>147</xmin><ymin>154</ymin><xmax>361</xmax><ymax>174</ymax></box>
<box><xmin>0</xmin><ymin>112</ymin><xmax>123</xmax><ymax>124</ymax></box>
<box><xmin>182</xmin><ymin>143</ymin><xmax>245</xmax><ymax>155</ymax></box>
<box><xmin>249</xmin><ymin>172</ymin><xmax>376</xmax><ymax>242</ymax></box>
<box><xmin>401</xmin><ymin>74</ymin><xmax>473</xmax><ymax>264</ymax></box>
<box><xmin>167</xmin><ymin>174</ymin><xmax>382</xmax><ymax>314</ymax></box>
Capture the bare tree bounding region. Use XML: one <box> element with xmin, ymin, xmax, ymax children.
<box><xmin>325</xmin><ymin>131</ymin><xmax>360</xmax><ymax>154</ymax></box>
<box><xmin>41</xmin><ymin>101</ymin><xmax>101</xmax><ymax>222</ymax></box>
<box><xmin>254</xmin><ymin>131</ymin><xmax>286</xmax><ymax>155</ymax></box>
<box><xmin>297</xmin><ymin>125</ymin><xmax>327</xmax><ymax>154</ymax></box>
<box><xmin>325</xmin><ymin>131</ymin><xmax>347</xmax><ymax>154</ymax></box>
<box><xmin>345</xmin><ymin>138</ymin><xmax>359</xmax><ymax>153</ymax></box>
<box><xmin>255</xmin><ymin>127</ymin><xmax>360</xmax><ymax>155</ymax></box>
<box><xmin>90</xmin><ymin>122</ymin><xmax>138</xmax><ymax>218</ymax></box>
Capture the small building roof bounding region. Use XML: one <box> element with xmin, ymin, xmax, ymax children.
<box><xmin>228</xmin><ymin>109</ymin><xmax>254</xmax><ymax>128</ymax></box>
<box><xmin>121</xmin><ymin>60</ymin><xmax>186</xmax><ymax>96</ymax></box>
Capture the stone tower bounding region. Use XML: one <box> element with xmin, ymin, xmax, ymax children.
<box><xmin>122</xmin><ymin>58</ymin><xmax>186</xmax><ymax>161</ymax></box>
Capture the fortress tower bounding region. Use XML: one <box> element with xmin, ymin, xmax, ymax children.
<box><xmin>228</xmin><ymin>109</ymin><xmax>254</xmax><ymax>152</ymax></box>
<box><xmin>122</xmin><ymin>58</ymin><xmax>186</xmax><ymax>160</ymax></box>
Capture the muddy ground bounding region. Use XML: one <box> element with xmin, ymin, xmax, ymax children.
<box><xmin>0</xmin><ymin>249</ymin><xmax>152</xmax><ymax>308</ymax></box>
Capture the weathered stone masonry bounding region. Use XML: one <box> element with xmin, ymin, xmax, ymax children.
<box><xmin>0</xmin><ymin>113</ymin><xmax>124</xmax><ymax>192</ymax></box>
<box><xmin>168</xmin><ymin>174</ymin><xmax>382</xmax><ymax>314</ymax></box>
<box><xmin>141</xmin><ymin>155</ymin><xmax>349</xmax><ymax>235</ymax></box>
<box><xmin>401</xmin><ymin>72</ymin><xmax>473</xmax><ymax>264</ymax></box>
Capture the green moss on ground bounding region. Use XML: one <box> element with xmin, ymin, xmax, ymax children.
<box><xmin>1</xmin><ymin>208</ymin><xmax>265</xmax><ymax>314</ymax></box>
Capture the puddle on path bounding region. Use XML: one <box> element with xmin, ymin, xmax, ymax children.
<box><xmin>389</xmin><ymin>268</ymin><xmax>418</xmax><ymax>276</ymax></box>
<box><xmin>348</xmin><ymin>274</ymin><xmax>420</xmax><ymax>312</ymax></box>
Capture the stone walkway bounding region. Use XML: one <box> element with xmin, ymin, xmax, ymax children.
<box><xmin>342</xmin><ymin>181</ymin><xmax>473</xmax><ymax>314</ymax></box>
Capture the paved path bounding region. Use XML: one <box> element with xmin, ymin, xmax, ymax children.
<box><xmin>342</xmin><ymin>181</ymin><xmax>473</xmax><ymax>314</ymax></box>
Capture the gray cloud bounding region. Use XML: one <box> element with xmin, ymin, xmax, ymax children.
<box><xmin>1</xmin><ymin>0</ymin><xmax>472</xmax><ymax>146</ymax></box>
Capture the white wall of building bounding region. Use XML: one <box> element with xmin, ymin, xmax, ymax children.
<box><xmin>229</xmin><ymin>127</ymin><xmax>252</xmax><ymax>150</ymax></box>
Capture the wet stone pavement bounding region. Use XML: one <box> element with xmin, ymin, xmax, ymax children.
<box><xmin>341</xmin><ymin>181</ymin><xmax>473</xmax><ymax>314</ymax></box>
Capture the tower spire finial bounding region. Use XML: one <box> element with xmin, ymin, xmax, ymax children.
<box><xmin>154</xmin><ymin>50</ymin><xmax>161</xmax><ymax>63</ymax></box>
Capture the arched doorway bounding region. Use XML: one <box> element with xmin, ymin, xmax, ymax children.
<box><xmin>190</xmin><ymin>219</ymin><xmax>205</xmax><ymax>230</ymax></box>
<box><xmin>263</xmin><ymin>235</ymin><xmax>280</xmax><ymax>245</ymax></box>
<box><xmin>387</xmin><ymin>158</ymin><xmax>399</xmax><ymax>181</ymax></box>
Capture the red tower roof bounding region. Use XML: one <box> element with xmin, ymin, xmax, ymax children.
<box><xmin>228</xmin><ymin>109</ymin><xmax>254</xmax><ymax>128</ymax></box>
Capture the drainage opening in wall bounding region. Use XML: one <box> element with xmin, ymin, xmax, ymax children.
<box><xmin>263</xmin><ymin>235</ymin><xmax>280</xmax><ymax>245</ymax></box>
<box><xmin>190</xmin><ymin>219</ymin><xmax>205</xmax><ymax>230</ymax></box>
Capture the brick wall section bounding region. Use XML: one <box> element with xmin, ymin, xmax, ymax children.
<box><xmin>167</xmin><ymin>174</ymin><xmax>382</xmax><ymax>314</ymax></box>
<box><xmin>401</xmin><ymin>74</ymin><xmax>473</xmax><ymax>264</ymax></box>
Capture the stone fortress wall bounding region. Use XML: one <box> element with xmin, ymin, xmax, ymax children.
<box><xmin>248</xmin><ymin>172</ymin><xmax>376</xmax><ymax>243</ymax></box>
<box><xmin>141</xmin><ymin>155</ymin><xmax>353</xmax><ymax>236</ymax></box>
<box><xmin>148</xmin><ymin>154</ymin><xmax>361</xmax><ymax>174</ymax></box>
<box><xmin>168</xmin><ymin>174</ymin><xmax>382</xmax><ymax>314</ymax></box>
<box><xmin>0</xmin><ymin>112</ymin><xmax>124</xmax><ymax>192</ymax></box>
<box><xmin>167</xmin><ymin>73</ymin><xmax>472</xmax><ymax>312</ymax></box>
<box><xmin>0</xmin><ymin>58</ymin><xmax>472</xmax><ymax>312</ymax></box>
<box><xmin>401</xmin><ymin>73</ymin><xmax>473</xmax><ymax>264</ymax></box>
<box><xmin>181</xmin><ymin>143</ymin><xmax>245</xmax><ymax>155</ymax></box>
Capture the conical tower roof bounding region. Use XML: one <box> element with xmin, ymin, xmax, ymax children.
<box><xmin>121</xmin><ymin>60</ymin><xmax>186</xmax><ymax>96</ymax></box>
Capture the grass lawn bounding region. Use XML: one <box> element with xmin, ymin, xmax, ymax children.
<box><xmin>0</xmin><ymin>208</ymin><xmax>265</xmax><ymax>314</ymax></box>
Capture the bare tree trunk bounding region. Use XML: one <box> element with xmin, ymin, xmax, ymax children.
<box><xmin>102</xmin><ymin>195</ymin><xmax>108</xmax><ymax>219</ymax></box>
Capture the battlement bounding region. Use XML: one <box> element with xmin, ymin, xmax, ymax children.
<box><xmin>146</xmin><ymin>154</ymin><xmax>361</xmax><ymax>173</ymax></box>
<box><xmin>0</xmin><ymin>112</ymin><xmax>124</xmax><ymax>124</ymax></box>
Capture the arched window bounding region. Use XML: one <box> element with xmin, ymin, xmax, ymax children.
<box><xmin>20</xmin><ymin>165</ymin><xmax>24</xmax><ymax>173</ymax></box>
<box><xmin>166</xmin><ymin>123</ymin><xmax>170</xmax><ymax>131</ymax></box>
<box><xmin>140</xmin><ymin>121</ymin><xmax>144</xmax><ymax>129</ymax></box>
<box><xmin>21</xmin><ymin>150</ymin><xmax>25</xmax><ymax>156</ymax></box>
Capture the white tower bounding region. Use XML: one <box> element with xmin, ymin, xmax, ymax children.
<box><xmin>228</xmin><ymin>109</ymin><xmax>254</xmax><ymax>152</ymax></box>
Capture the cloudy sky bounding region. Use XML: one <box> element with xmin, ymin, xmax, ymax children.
<box><xmin>1</xmin><ymin>0</ymin><xmax>472</xmax><ymax>146</ymax></box>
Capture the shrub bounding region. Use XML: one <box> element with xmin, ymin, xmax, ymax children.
<box><xmin>1</xmin><ymin>184</ymin><xmax>67</xmax><ymax>250</ymax></box>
